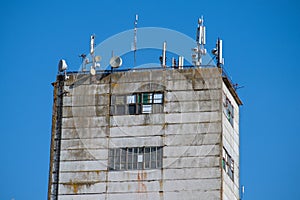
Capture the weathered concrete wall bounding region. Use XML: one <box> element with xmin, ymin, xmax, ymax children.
<box><xmin>222</xmin><ymin>82</ymin><xmax>240</xmax><ymax>200</ymax></box>
<box><xmin>48</xmin><ymin>68</ymin><xmax>240</xmax><ymax>200</ymax></box>
<box><xmin>162</xmin><ymin>68</ymin><xmax>222</xmax><ymax>200</ymax></box>
<box><xmin>53</xmin><ymin>75</ymin><xmax>110</xmax><ymax>199</ymax></box>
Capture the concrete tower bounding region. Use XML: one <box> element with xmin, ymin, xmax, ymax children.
<box><xmin>48</xmin><ymin>20</ymin><xmax>242</xmax><ymax>200</ymax></box>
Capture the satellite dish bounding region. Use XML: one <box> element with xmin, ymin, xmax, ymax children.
<box><xmin>192</xmin><ymin>47</ymin><xmax>198</xmax><ymax>52</ymax></box>
<box><xmin>110</xmin><ymin>56</ymin><xmax>122</xmax><ymax>68</ymax></box>
<box><xmin>94</xmin><ymin>55</ymin><xmax>101</xmax><ymax>62</ymax></box>
<box><xmin>58</xmin><ymin>59</ymin><xmax>68</xmax><ymax>72</ymax></box>
<box><xmin>90</xmin><ymin>67</ymin><xmax>96</xmax><ymax>75</ymax></box>
<box><xmin>212</xmin><ymin>48</ymin><xmax>218</xmax><ymax>55</ymax></box>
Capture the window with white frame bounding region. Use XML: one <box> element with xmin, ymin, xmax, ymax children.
<box><xmin>110</xmin><ymin>92</ymin><xmax>164</xmax><ymax>115</ymax></box>
<box><xmin>223</xmin><ymin>94</ymin><xmax>234</xmax><ymax>126</ymax></box>
<box><xmin>222</xmin><ymin>147</ymin><xmax>234</xmax><ymax>181</ymax></box>
<box><xmin>108</xmin><ymin>146</ymin><xmax>163</xmax><ymax>171</ymax></box>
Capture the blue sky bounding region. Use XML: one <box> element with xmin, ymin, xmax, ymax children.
<box><xmin>1</xmin><ymin>0</ymin><xmax>299</xmax><ymax>199</ymax></box>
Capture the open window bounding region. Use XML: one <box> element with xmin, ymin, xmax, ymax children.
<box><xmin>223</xmin><ymin>94</ymin><xmax>234</xmax><ymax>126</ymax></box>
<box><xmin>110</xmin><ymin>92</ymin><xmax>164</xmax><ymax>115</ymax></box>
<box><xmin>222</xmin><ymin>147</ymin><xmax>234</xmax><ymax>181</ymax></box>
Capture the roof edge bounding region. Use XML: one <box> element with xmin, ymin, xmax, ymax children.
<box><xmin>222</xmin><ymin>76</ymin><xmax>243</xmax><ymax>106</ymax></box>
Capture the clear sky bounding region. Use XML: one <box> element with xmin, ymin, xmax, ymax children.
<box><xmin>0</xmin><ymin>0</ymin><xmax>299</xmax><ymax>199</ymax></box>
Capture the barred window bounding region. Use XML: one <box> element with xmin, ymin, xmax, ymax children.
<box><xmin>108</xmin><ymin>147</ymin><xmax>163</xmax><ymax>171</ymax></box>
<box><xmin>223</xmin><ymin>94</ymin><xmax>234</xmax><ymax>126</ymax></box>
<box><xmin>222</xmin><ymin>147</ymin><xmax>234</xmax><ymax>181</ymax></box>
<box><xmin>110</xmin><ymin>92</ymin><xmax>164</xmax><ymax>115</ymax></box>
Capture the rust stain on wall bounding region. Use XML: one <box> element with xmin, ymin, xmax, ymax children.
<box><xmin>63</xmin><ymin>181</ymin><xmax>98</xmax><ymax>194</ymax></box>
<box><xmin>137</xmin><ymin>171</ymin><xmax>147</xmax><ymax>193</ymax></box>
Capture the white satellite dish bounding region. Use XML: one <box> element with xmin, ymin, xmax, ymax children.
<box><xmin>110</xmin><ymin>56</ymin><xmax>122</xmax><ymax>68</ymax></box>
<box><xmin>58</xmin><ymin>59</ymin><xmax>68</xmax><ymax>72</ymax></box>
<box><xmin>90</xmin><ymin>67</ymin><xmax>96</xmax><ymax>75</ymax></box>
<box><xmin>94</xmin><ymin>55</ymin><xmax>101</xmax><ymax>62</ymax></box>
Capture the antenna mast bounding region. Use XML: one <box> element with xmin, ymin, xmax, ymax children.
<box><xmin>133</xmin><ymin>14</ymin><xmax>138</xmax><ymax>67</ymax></box>
<box><xmin>80</xmin><ymin>35</ymin><xmax>101</xmax><ymax>74</ymax></box>
<box><xmin>90</xmin><ymin>35</ymin><xmax>95</xmax><ymax>69</ymax></box>
<box><xmin>193</xmin><ymin>16</ymin><xmax>207</xmax><ymax>67</ymax></box>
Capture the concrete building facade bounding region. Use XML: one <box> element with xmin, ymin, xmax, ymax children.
<box><xmin>48</xmin><ymin>67</ymin><xmax>242</xmax><ymax>200</ymax></box>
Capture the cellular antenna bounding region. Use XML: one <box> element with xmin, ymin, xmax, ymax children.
<box><xmin>192</xmin><ymin>16</ymin><xmax>207</xmax><ymax>67</ymax></box>
<box><xmin>217</xmin><ymin>38</ymin><xmax>224</xmax><ymax>68</ymax></box>
<box><xmin>133</xmin><ymin>14</ymin><xmax>138</xmax><ymax>67</ymax></box>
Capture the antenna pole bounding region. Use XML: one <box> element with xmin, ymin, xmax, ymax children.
<box><xmin>162</xmin><ymin>41</ymin><xmax>167</xmax><ymax>68</ymax></box>
<box><xmin>90</xmin><ymin>35</ymin><xmax>95</xmax><ymax>69</ymax></box>
<box><xmin>196</xmin><ymin>17</ymin><xmax>201</xmax><ymax>66</ymax></box>
<box><xmin>194</xmin><ymin>16</ymin><xmax>206</xmax><ymax>67</ymax></box>
<box><xmin>133</xmin><ymin>14</ymin><xmax>138</xmax><ymax>67</ymax></box>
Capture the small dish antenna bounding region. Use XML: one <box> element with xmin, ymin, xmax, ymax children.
<box><xmin>94</xmin><ymin>55</ymin><xmax>101</xmax><ymax>63</ymax></box>
<box><xmin>58</xmin><ymin>59</ymin><xmax>68</xmax><ymax>72</ymax></box>
<box><xmin>211</xmin><ymin>48</ymin><xmax>218</xmax><ymax>55</ymax></box>
<box><xmin>58</xmin><ymin>59</ymin><xmax>69</xmax><ymax>80</ymax></box>
<box><xmin>110</xmin><ymin>56</ymin><xmax>123</xmax><ymax>68</ymax></box>
<box><xmin>90</xmin><ymin>67</ymin><xmax>96</xmax><ymax>75</ymax></box>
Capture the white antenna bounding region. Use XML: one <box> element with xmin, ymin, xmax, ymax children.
<box><xmin>162</xmin><ymin>41</ymin><xmax>167</xmax><ymax>68</ymax></box>
<box><xmin>178</xmin><ymin>56</ymin><xmax>184</xmax><ymax>69</ymax></box>
<box><xmin>90</xmin><ymin>35</ymin><xmax>95</xmax><ymax>55</ymax></box>
<box><xmin>90</xmin><ymin>35</ymin><xmax>96</xmax><ymax>70</ymax></box>
<box><xmin>172</xmin><ymin>57</ymin><xmax>176</xmax><ymax>68</ymax></box>
<box><xmin>216</xmin><ymin>38</ymin><xmax>224</xmax><ymax>68</ymax></box>
<box><xmin>241</xmin><ymin>185</ymin><xmax>245</xmax><ymax>199</ymax></box>
<box><xmin>133</xmin><ymin>14</ymin><xmax>138</xmax><ymax>67</ymax></box>
<box><xmin>198</xmin><ymin>17</ymin><xmax>206</xmax><ymax>45</ymax></box>
<box><xmin>193</xmin><ymin>16</ymin><xmax>207</xmax><ymax>67</ymax></box>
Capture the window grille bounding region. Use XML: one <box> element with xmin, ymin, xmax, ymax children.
<box><xmin>108</xmin><ymin>146</ymin><xmax>163</xmax><ymax>171</ymax></box>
